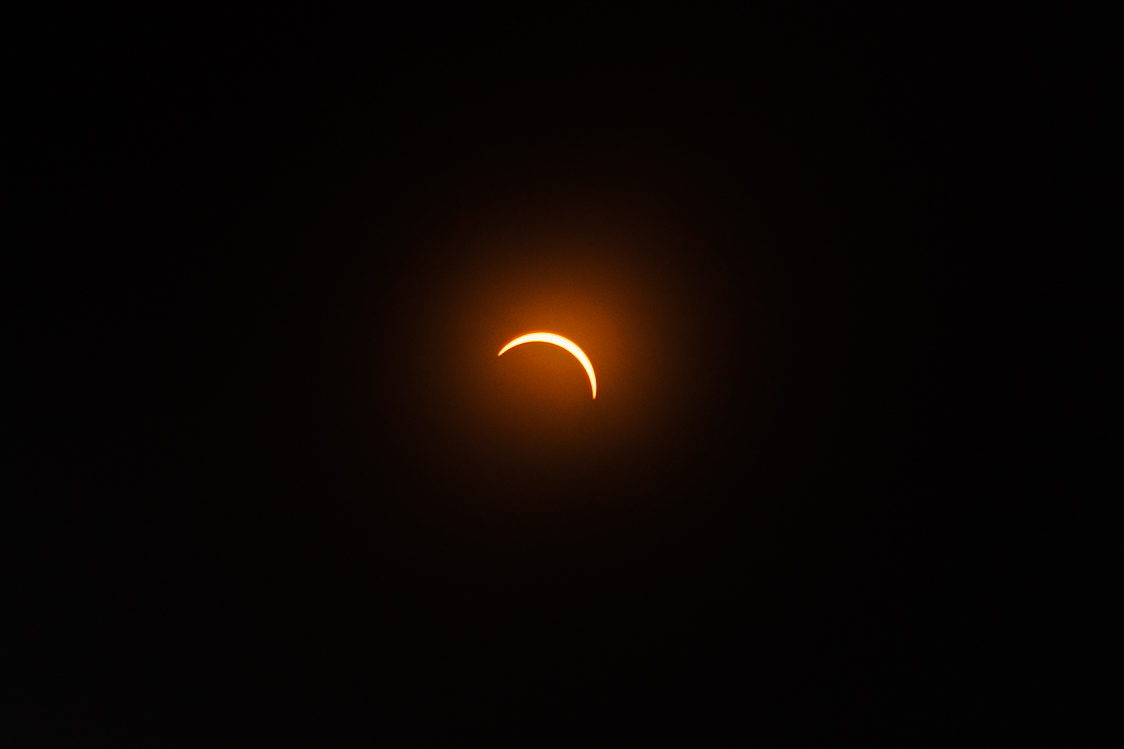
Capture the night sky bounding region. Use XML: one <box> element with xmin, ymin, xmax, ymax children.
<box><xmin>29</xmin><ymin>6</ymin><xmax>1052</xmax><ymax>740</ymax></box>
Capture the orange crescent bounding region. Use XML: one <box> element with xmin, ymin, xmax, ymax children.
<box><xmin>498</xmin><ymin>333</ymin><xmax>597</xmax><ymax>399</ymax></box>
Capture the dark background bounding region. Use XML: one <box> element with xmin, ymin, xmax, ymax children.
<box><xmin>28</xmin><ymin>5</ymin><xmax>1064</xmax><ymax>741</ymax></box>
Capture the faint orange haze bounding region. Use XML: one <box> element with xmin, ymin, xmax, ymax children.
<box><xmin>347</xmin><ymin>168</ymin><xmax>755</xmax><ymax>521</ymax></box>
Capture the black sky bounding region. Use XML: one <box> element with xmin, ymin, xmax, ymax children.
<box><xmin>25</xmin><ymin>6</ymin><xmax>1057</xmax><ymax>741</ymax></box>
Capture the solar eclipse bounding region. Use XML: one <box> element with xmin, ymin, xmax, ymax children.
<box><xmin>498</xmin><ymin>332</ymin><xmax>598</xmax><ymax>399</ymax></box>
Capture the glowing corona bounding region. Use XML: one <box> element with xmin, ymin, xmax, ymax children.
<box><xmin>498</xmin><ymin>333</ymin><xmax>597</xmax><ymax>399</ymax></box>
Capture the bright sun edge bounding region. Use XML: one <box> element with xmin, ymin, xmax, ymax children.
<box><xmin>498</xmin><ymin>333</ymin><xmax>597</xmax><ymax>399</ymax></box>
